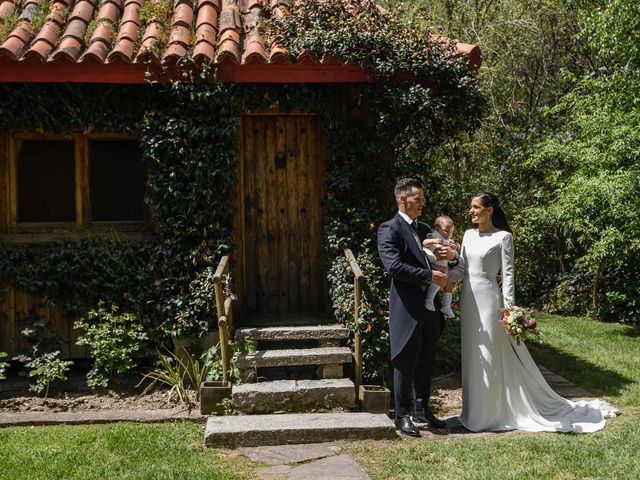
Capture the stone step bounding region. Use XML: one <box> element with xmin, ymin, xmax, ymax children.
<box><xmin>236</xmin><ymin>325</ymin><xmax>348</xmax><ymax>343</ymax></box>
<box><xmin>235</xmin><ymin>347</ymin><xmax>353</xmax><ymax>369</ymax></box>
<box><xmin>204</xmin><ymin>412</ymin><xmax>396</xmax><ymax>448</ymax></box>
<box><xmin>233</xmin><ymin>378</ymin><xmax>356</xmax><ymax>414</ymax></box>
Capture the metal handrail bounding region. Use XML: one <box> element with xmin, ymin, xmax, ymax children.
<box><xmin>213</xmin><ymin>255</ymin><xmax>233</xmax><ymax>383</ymax></box>
<box><xmin>344</xmin><ymin>248</ymin><xmax>364</xmax><ymax>400</ymax></box>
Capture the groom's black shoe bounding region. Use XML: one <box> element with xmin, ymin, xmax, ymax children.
<box><xmin>413</xmin><ymin>409</ymin><xmax>447</xmax><ymax>429</ymax></box>
<box><xmin>394</xmin><ymin>415</ymin><xmax>421</xmax><ymax>437</ymax></box>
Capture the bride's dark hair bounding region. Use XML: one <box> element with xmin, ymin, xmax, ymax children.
<box><xmin>475</xmin><ymin>193</ymin><xmax>512</xmax><ymax>233</ymax></box>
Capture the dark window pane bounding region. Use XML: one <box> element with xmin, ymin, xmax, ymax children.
<box><xmin>89</xmin><ymin>141</ymin><xmax>146</xmax><ymax>222</ymax></box>
<box><xmin>17</xmin><ymin>141</ymin><xmax>76</xmax><ymax>223</ymax></box>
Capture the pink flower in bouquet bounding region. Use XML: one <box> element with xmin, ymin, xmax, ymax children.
<box><xmin>499</xmin><ymin>306</ymin><xmax>537</xmax><ymax>344</ymax></box>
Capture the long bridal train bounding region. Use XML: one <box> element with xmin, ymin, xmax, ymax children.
<box><xmin>453</xmin><ymin>229</ymin><xmax>618</xmax><ymax>433</ymax></box>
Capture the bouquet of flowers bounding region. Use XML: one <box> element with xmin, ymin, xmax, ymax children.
<box><xmin>499</xmin><ymin>306</ymin><xmax>537</xmax><ymax>345</ymax></box>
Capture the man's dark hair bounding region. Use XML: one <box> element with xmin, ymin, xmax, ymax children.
<box><xmin>394</xmin><ymin>178</ymin><xmax>422</xmax><ymax>199</ymax></box>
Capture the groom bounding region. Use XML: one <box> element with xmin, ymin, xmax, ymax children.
<box><xmin>377</xmin><ymin>178</ymin><xmax>452</xmax><ymax>437</ymax></box>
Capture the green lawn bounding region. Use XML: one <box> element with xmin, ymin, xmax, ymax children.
<box><xmin>0</xmin><ymin>314</ymin><xmax>637</xmax><ymax>480</ymax></box>
<box><xmin>0</xmin><ymin>421</ymin><xmax>253</xmax><ymax>480</ymax></box>
<box><xmin>344</xmin><ymin>313</ymin><xmax>640</xmax><ymax>480</ymax></box>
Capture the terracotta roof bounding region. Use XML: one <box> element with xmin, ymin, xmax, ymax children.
<box><xmin>0</xmin><ymin>0</ymin><xmax>480</xmax><ymax>83</ymax></box>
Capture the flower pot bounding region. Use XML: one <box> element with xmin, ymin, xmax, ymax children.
<box><xmin>359</xmin><ymin>385</ymin><xmax>391</xmax><ymax>415</ymax></box>
<box><xmin>200</xmin><ymin>381</ymin><xmax>232</xmax><ymax>415</ymax></box>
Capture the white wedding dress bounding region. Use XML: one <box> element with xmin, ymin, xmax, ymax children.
<box><xmin>451</xmin><ymin>229</ymin><xmax>618</xmax><ymax>433</ymax></box>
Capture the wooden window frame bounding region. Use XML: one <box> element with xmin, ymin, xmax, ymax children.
<box><xmin>3</xmin><ymin>131</ymin><xmax>151</xmax><ymax>243</ymax></box>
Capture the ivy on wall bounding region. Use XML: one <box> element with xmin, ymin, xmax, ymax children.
<box><xmin>268</xmin><ymin>0</ymin><xmax>482</xmax><ymax>382</ymax></box>
<box><xmin>0</xmin><ymin>0</ymin><xmax>483</xmax><ymax>380</ymax></box>
<box><xmin>0</xmin><ymin>81</ymin><xmax>238</xmax><ymax>343</ymax></box>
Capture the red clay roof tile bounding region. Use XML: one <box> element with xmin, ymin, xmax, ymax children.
<box><xmin>268</xmin><ymin>44</ymin><xmax>289</xmax><ymax>64</ymax></box>
<box><xmin>32</xmin><ymin>22</ymin><xmax>61</xmax><ymax>46</ymax></box>
<box><xmin>242</xmin><ymin>38</ymin><xmax>267</xmax><ymax>64</ymax></box>
<box><xmin>98</xmin><ymin>2</ymin><xmax>121</xmax><ymax>22</ymax></box>
<box><xmin>92</xmin><ymin>21</ymin><xmax>115</xmax><ymax>41</ymax></box>
<box><xmin>81</xmin><ymin>41</ymin><xmax>109</xmax><ymax>61</ymax></box>
<box><xmin>173</xmin><ymin>1</ymin><xmax>192</xmax><ymax>25</ymax></box>
<box><xmin>198</xmin><ymin>0</ymin><xmax>220</xmax><ymax>9</ymax></box>
<box><xmin>108</xmin><ymin>38</ymin><xmax>135</xmax><ymax>61</ymax></box>
<box><xmin>168</xmin><ymin>24</ymin><xmax>190</xmax><ymax>46</ymax></box>
<box><xmin>0</xmin><ymin>1</ymin><xmax>17</xmax><ymax>20</ymax></box>
<box><xmin>217</xmin><ymin>27</ymin><xmax>240</xmax><ymax>64</ymax></box>
<box><xmin>196</xmin><ymin>3</ymin><xmax>217</xmax><ymax>28</ymax></box>
<box><xmin>52</xmin><ymin>36</ymin><xmax>83</xmax><ymax>60</ymax></box>
<box><xmin>0</xmin><ymin>22</ymin><xmax>31</xmax><ymax>60</ymax></box>
<box><xmin>296</xmin><ymin>49</ymin><xmax>318</xmax><ymax>65</ymax></box>
<box><xmin>195</xmin><ymin>23</ymin><xmax>216</xmax><ymax>43</ymax></box>
<box><xmin>120</xmin><ymin>4</ymin><xmax>140</xmax><ymax>24</ymax></box>
<box><xmin>193</xmin><ymin>41</ymin><xmax>215</xmax><ymax>62</ymax></box>
<box><xmin>0</xmin><ymin>0</ymin><xmax>480</xmax><ymax>80</ymax></box>
<box><xmin>219</xmin><ymin>4</ymin><xmax>240</xmax><ymax>32</ymax></box>
<box><xmin>136</xmin><ymin>20</ymin><xmax>161</xmax><ymax>61</ymax></box>
<box><xmin>25</xmin><ymin>40</ymin><xmax>51</xmax><ymax>59</ymax></box>
<box><xmin>118</xmin><ymin>20</ymin><xmax>138</xmax><ymax>40</ymax></box>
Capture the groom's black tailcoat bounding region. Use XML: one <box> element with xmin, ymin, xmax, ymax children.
<box><xmin>377</xmin><ymin>213</ymin><xmax>443</xmax><ymax>419</ymax></box>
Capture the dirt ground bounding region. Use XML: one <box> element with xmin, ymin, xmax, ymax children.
<box><xmin>0</xmin><ymin>364</ymin><xmax>197</xmax><ymax>413</ymax></box>
<box><xmin>0</xmin><ymin>365</ymin><xmax>463</xmax><ymax>415</ymax></box>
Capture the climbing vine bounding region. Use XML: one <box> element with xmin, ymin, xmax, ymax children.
<box><xmin>0</xmin><ymin>0</ymin><xmax>483</xmax><ymax>381</ymax></box>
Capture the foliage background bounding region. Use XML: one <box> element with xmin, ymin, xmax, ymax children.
<box><xmin>382</xmin><ymin>0</ymin><xmax>640</xmax><ymax>325</ymax></box>
<box><xmin>1</xmin><ymin>0</ymin><xmax>638</xmax><ymax>389</ymax></box>
<box><xmin>0</xmin><ymin>1</ymin><xmax>482</xmax><ymax>386</ymax></box>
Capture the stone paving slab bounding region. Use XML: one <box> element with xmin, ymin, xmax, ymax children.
<box><xmin>205</xmin><ymin>413</ymin><xmax>396</xmax><ymax>448</ymax></box>
<box><xmin>239</xmin><ymin>442</ymin><xmax>343</xmax><ymax>465</ymax></box>
<box><xmin>233</xmin><ymin>378</ymin><xmax>356</xmax><ymax>414</ymax></box>
<box><xmin>255</xmin><ymin>455</ymin><xmax>369</xmax><ymax>480</ymax></box>
<box><xmin>539</xmin><ymin>365</ymin><xmax>593</xmax><ymax>398</ymax></box>
<box><xmin>0</xmin><ymin>409</ymin><xmax>204</xmax><ymax>428</ymax></box>
<box><xmin>236</xmin><ymin>325</ymin><xmax>349</xmax><ymax>342</ymax></box>
<box><xmin>236</xmin><ymin>347</ymin><xmax>353</xmax><ymax>369</ymax></box>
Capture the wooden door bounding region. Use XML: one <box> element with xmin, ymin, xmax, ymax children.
<box><xmin>238</xmin><ymin>115</ymin><xmax>326</xmax><ymax>319</ymax></box>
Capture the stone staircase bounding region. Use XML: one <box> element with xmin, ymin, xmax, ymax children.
<box><xmin>204</xmin><ymin>323</ymin><xmax>396</xmax><ymax>448</ymax></box>
<box><xmin>232</xmin><ymin>324</ymin><xmax>357</xmax><ymax>414</ymax></box>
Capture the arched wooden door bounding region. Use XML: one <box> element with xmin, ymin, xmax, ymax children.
<box><xmin>236</xmin><ymin>114</ymin><xmax>327</xmax><ymax>322</ymax></box>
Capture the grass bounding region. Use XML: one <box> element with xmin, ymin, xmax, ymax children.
<box><xmin>528</xmin><ymin>313</ymin><xmax>640</xmax><ymax>406</ymax></box>
<box><xmin>342</xmin><ymin>313</ymin><xmax>640</xmax><ymax>480</ymax></box>
<box><xmin>0</xmin><ymin>421</ymin><xmax>254</xmax><ymax>480</ymax></box>
<box><xmin>0</xmin><ymin>314</ymin><xmax>637</xmax><ymax>479</ymax></box>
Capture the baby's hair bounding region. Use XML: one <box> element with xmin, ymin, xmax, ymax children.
<box><xmin>435</xmin><ymin>215</ymin><xmax>454</xmax><ymax>228</ymax></box>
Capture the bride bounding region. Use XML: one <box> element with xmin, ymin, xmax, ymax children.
<box><xmin>450</xmin><ymin>192</ymin><xmax>618</xmax><ymax>433</ymax></box>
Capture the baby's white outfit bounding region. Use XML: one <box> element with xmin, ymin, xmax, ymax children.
<box><xmin>424</xmin><ymin>230</ymin><xmax>455</xmax><ymax>317</ymax></box>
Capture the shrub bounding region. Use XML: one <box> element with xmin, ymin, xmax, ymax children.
<box><xmin>75</xmin><ymin>301</ymin><xmax>148</xmax><ymax>389</ymax></box>
<box><xmin>138</xmin><ymin>339</ymin><xmax>254</xmax><ymax>409</ymax></box>
<box><xmin>0</xmin><ymin>352</ymin><xmax>9</xmax><ymax>380</ymax></box>
<box><xmin>25</xmin><ymin>351</ymin><xmax>73</xmax><ymax>398</ymax></box>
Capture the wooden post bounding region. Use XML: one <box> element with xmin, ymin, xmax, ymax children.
<box><xmin>353</xmin><ymin>275</ymin><xmax>363</xmax><ymax>397</ymax></box>
<box><xmin>218</xmin><ymin>316</ymin><xmax>229</xmax><ymax>384</ymax></box>
<box><xmin>213</xmin><ymin>256</ymin><xmax>230</xmax><ymax>384</ymax></box>
<box><xmin>344</xmin><ymin>249</ymin><xmax>364</xmax><ymax>401</ymax></box>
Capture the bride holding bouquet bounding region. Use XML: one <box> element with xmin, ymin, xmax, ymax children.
<box><xmin>451</xmin><ymin>192</ymin><xmax>617</xmax><ymax>433</ymax></box>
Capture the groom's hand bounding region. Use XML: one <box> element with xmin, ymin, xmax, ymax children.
<box><xmin>431</xmin><ymin>270</ymin><xmax>448</xmax><ymax>288</ymax></box>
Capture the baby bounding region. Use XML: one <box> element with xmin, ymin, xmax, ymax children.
<box><xmin>422</xmin><ymin>215</ymin><xmax>459</xmax><ymax>317</ymax></box>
